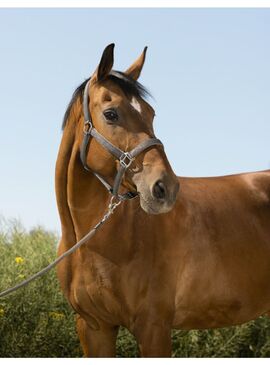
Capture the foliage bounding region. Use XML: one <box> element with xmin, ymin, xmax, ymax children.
<box><xmin>0</xmin><ymin>218</ymin><xmax>270</xmax><ymax>357</ymax></box>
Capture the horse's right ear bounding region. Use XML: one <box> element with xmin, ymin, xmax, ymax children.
<box><xmin>125</xmin><ymin>47</ymin><xmax>147</xmax><ymax>80</ymax></box>
<box><xmin>92</xmin><ymin>43</ymin><xmax>115</xmax><ymax>82</ymax></box>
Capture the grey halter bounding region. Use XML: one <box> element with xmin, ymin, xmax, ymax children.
<box><xmin>80</xmin><ymin>80</ymin><xmax>163</xmax><ymax>201</ymax></box>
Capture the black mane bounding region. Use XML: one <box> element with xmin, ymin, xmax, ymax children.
<box><xmin>61</xmin><ymin>71</ymin><xmax>151</xmax><ymax>130</ymax></box>
<box><xmin>61</xmin><ymin>78</ymin><xmax>89</xmax><ymax>130</ymax></box>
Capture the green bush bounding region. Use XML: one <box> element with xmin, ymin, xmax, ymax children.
<box><xmin>0</xmin><ymin>218</ymin><xmax>270</xmax><ymax>357</ymax></box>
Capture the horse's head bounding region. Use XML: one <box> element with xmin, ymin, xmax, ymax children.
<box><xmin>82</xmin><ymin>44</ymin><xmax>179</xmax><ymax>214</ymax></box>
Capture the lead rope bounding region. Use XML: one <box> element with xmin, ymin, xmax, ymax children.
<box><xmin>0</xmin><ymin>197</ymin><xmax>122</xmax><ymax>299</ymax></box>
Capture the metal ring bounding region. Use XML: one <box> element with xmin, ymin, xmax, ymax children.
<box><xmin>83</xmin><ymin>120</ymin><xmax>93</xmax><ymax>135</ymax></box>
<box><xmin>119</xmin><ymin>152</ymin><xmax>134</xmax><ymax>169</ymax></box>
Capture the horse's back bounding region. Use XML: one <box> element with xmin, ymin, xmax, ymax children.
<box><xmin>173</xmin><ymin>169</ymin><xmax>270</xmax><ymax>330</ymax></box>
<box><xmin>176</xmin><ymin>169</ymin><xmax>270</xmax><ymax>223</ymax></box>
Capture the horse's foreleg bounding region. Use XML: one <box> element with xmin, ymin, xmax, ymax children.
<box><xmin>134</xmin><ymin>319</ymin><xmax>172</xmax><ymax>357</ymax></box>
<box><xmin>76</xmin><ymin>315</ymin><xmax>119</xmax><ymax>357</ymax></box>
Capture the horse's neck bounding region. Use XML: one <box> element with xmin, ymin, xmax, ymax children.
<box><xmin>67</xmin><ymin>139</ymin><xmax>111</xmax><ymax>240</ymax></box>
<box><xmin>56</xmin><ymin>98</ymin><xmax>110</xmax><ymax>246</ymax></box>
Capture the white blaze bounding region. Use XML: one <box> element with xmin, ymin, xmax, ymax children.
<box><xmin>130</xmin><ymin>97</ymin><xmax>142</xmax><ymax>114</ymax></box>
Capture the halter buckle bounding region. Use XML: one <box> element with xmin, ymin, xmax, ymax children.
<box><xmin>119</xmin><ymin>152</ymin><xmax>134</xmax><ymax>169</ymax></box>
<box><xmin>83</xmin><ymin>120</ymin><xmax>93</xmax><ymax>135</ymax></box>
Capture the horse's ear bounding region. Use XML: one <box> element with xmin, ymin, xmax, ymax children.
<box><xmin>125</xmin><ymin>47</ymin><xmax>147</xmax><ymax>81</ymax></box>
<box><xmin>93</xmin><ymin>43</ymin><xmax>115</xmax><ymax>81</ymax></box>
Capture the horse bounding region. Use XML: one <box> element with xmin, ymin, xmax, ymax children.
<box><xmin>55</xmin><ymin>43</ymin><xmax>270</xmax><ymax>357</ymax></box>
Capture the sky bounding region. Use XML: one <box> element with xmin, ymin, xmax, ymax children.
<box><xmin>0</xmin><ymin>8</ymin><xmax>269</xmax><ymax>233</ymax></box>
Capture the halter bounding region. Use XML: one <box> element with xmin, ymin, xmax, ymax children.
<box><xmin>80</xmin><ymin>80</ymin><xmax>163</xmax><ymax>201</ymax></box>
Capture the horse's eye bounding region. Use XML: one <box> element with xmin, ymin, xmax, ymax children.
<box><xmin>103</xmin><ymin>109</ymin><xmax>118</xmax><ymax>122</ymax></box>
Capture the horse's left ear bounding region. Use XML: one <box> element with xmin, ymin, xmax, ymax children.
<box><xmin>92</xmin><ymin>43</ymin><xmax>115</xmax><ymax>82</ymax></box>
<box><xmin>125</xmin><ymin>47</ymin><xmax>147</xmax><ymax>80</ymax></box>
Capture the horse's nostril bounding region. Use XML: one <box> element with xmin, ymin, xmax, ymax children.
<box><xmin>153</xmin><ymin>180</ymin><xmax>166</xmax><ymax>200</ymax></box>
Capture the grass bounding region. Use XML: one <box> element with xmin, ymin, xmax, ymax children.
<box><xmin>0</xmin><ymin>218</ymin><xmax>270</xmax><ymax>357</ymax></box>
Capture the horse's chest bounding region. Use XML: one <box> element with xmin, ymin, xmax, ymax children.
<box><xmin>72</xmin><ymin>252</ymin><xmax>126</xmax><ymax>326</ymax></box>
<box><xmin>71</xmin><ymin>250</ymin><xmax>151</xmax><ymax>328</ymax></box>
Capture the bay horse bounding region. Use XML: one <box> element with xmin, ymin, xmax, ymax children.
<box><xmin>55</xmin><ymin>44</ymin><xmax>270</xmax><ymax>357</ymax></box>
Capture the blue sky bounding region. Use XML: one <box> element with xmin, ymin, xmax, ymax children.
<box><xmin>0</xmin><ymin>8</ymin><xmax>269</xmax><ymax>232</ymax></box>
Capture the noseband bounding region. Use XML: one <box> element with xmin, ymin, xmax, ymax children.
<box><xmin>80</xmin><ymin>80</ymin><xmax>163</xmax><ymax>201</ymax></box>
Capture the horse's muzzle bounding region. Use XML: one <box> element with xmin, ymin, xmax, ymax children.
<box><xmin>139</xmin><ymin>176</ymin><xmax>179</xmax><ymax>214</ymax></box>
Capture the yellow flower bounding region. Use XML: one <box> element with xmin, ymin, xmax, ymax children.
<box><xmin>0</xmin><ymin>309</ymin><xmax>4</xmax><ymax>317</ymax></box>
<box><xmin>15</xmin><ymin>256</ymin><xmax>24</xmax><ymax>264</ymax></box>
<box><xmin>49</xmin><ymin>312</ymin><xmax>65</xmax><ymax>320</ymax></box>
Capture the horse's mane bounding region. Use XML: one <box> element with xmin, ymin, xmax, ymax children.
<box><xmin>62</xmin><ymin>71</ymin><xmax>151</xmax><ymax>130</ymax></box>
